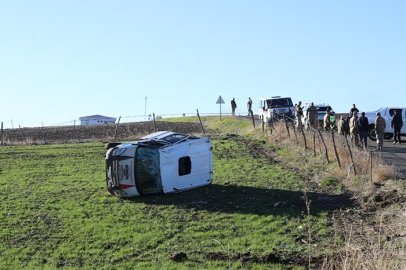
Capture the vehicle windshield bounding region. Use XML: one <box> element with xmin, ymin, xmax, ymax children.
<box><xmin>317</xmin><ymin>106</ymin><xmax>332</xmax><ymax>111</ymax></box>
<box><xmin>135</xmin><ymin>146</ymin><xmax>162</xmax><ymax>195</ymax></box>
<box><xmin>161</xmin><ymin>133</ymin><xmax>189</xmax><ymax>143</ymax></box>
<box><xmin>267</xmin><ymin>98</ymin><xmax>293</xmax><ymax>108</ymax></box>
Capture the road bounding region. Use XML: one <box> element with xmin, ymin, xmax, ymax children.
<box><xmin>375</xmin><ymin>138</ymin><xmax>406</xmax><ymax>177</ymax></box>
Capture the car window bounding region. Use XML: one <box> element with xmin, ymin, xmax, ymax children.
<box><xmin>389</xmin><ymin>109</ymin><xmax>402</xmax><ymax>117</ymax></box>
<box><xmin>267</xmin><ymin>98</ymin><xmax>293</xmax><ymax>108</ymax></box>
<box><xmin>315</xmin><ymin>106</ymin><xmax>333</xmax><ymax>111</ymax></box>
<box><xmin>162</xmin><ymin>134</ymin><xmax>188</xmax><ymax>143</ymax></box>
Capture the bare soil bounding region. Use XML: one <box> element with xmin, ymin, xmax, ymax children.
<box><xmin>0</xmin><ymin>121</ymin><xmax>204</xmax><ymax>145</ymax></box>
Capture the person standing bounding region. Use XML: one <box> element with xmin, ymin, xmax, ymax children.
<box><xmin>349</xmin><ymin>111</ymin><xmax>360</xmax><ymax>147</ymax></box>
<box><xmin>350</xmin><ymin>104</ymin><xmax>359</xmax><ymax>114</ymax></box>
<box><xmin>391</xmin><ymin>109</ymin><xmax>403</xmax><ymax>144</ymax></box>
<box><xmin>375</xmin><ymin>112</ymin><xmax>386</xmax><ymax>151</ymax></box>
<box><xmin>231</xmin><ymin>98</ymin><xmax>237</xmax><ymax>116</ymax></box>
<box><xmin>343</xmin><ymin>111</ymin><xmax>352</xmax><ymax>135</ymax></box>
<box><xmin>357</xmin><ymin>112</ymin><xmax>369</xmax><ymax>148</ymax></box>
<box><xmin>295</xmin><ymin>101</ymin><xmax>303</xmax><ymax>130</ymax></box>
<box><xmin>247</xmin><ymin>97</ymin><xmax>253</xmax><ymax>116</ymax></box>
<box><xmin>306</xmin><ymin>102</ymin><xmax>318</xmax><ymax>129</ymax></box>
<box><xmin>337</xmin><ymin>116</ymin><xmax>348</xmax><ymax>136</ymax></box>
<box><xmin>329</xmin><ymin>114</ymin><xmax>336</xmax><ymax>130</ymax></box>
<box><xmin>323</xmin><ymin>109</ymin><xmax>332</xmax><ymax>131</ymax></box>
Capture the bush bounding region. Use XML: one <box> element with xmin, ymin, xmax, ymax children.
<box><xmin>321</xmin><ymin>177</ymin><xmax>339</xmax><ymax>187</ymax></box>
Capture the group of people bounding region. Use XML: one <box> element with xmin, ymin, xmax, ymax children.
<box><xmin>231</xmin><ymin>98</ymin><xmax>402</xmax><ymax>151</ymax></box>
<box><xmin>230</xmin><ymin>97</ymin><xmax>253</xmax><ymax>117</ymax></box>
<box><xmin>297</xmin><ymin>102</ymin><xmax>403</xmax><ymax>151</ymax></box>
<box><xmin>295</xmin><ymin>101</ymin><xmax>334</xmax><ymax>131</ymax></box>
<box><xmin>336</xmin><ymin>104</ymin><xmax>402</xmax><ymax>151</ymax></box>
<box><xmin>335</xmin><ymin>104</ymin><xmax>370</xmax><ymax>149</ymax></box>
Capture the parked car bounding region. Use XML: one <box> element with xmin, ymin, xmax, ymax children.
<box><xmin>258</xmin><ymin>96</ymin><xmax>294</xmax><ymax>124</ymax></box>
<box><xmin>105</xmin><ymin>131</ymin><xmax>213</xmax><ymax>197</ymax></box>
<box><xmin>365</xmin><ymin>107</ymin><xmax>406</xmax><ymax>141</ymax></box>
<box><xmin>301</xmin><ymin>103</ymin><xmax>336</xmax><ymax>129</ymax></box>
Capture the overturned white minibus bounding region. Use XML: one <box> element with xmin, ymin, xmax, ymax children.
<box><xmin>105</xmin><ymin>131</ymin><xmax>213</xmax><ymax>197</ymax></box>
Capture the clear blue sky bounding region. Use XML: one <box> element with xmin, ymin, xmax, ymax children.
<box><xmin>1</xmin><ymin>1</ymin><xmax>405</xmax><ymax>128</ymax></box>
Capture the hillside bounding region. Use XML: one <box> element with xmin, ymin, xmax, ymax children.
<box><xmin>0</xmin><ymin>116</ymin><xmax>405</xmax><ymax>269</ymax></box>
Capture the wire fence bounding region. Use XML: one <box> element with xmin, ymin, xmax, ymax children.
<box><xmin>5</xmin><ymin>107</ymin><xmax>260</xmax><ymax>128</ymax></box>
<box><xmin>254</xmin><ymin>111</ymin><xmax>395</xmax><ymax>186</ymax></box>
<box><xmin>0</xmin><ymin>110</ymin><xmax>395</xmax><ymax>185</ymax></box>
<box><xmin>0</xmin><ymin>109</ymin><xmax>218</xmax><ymax>145</ymax></box>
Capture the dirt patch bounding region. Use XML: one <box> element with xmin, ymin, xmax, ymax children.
<box><xmin>1</xmin><ymin>121</ymin><xmax>204</xmax><ymax>145</ymax></box>
<box><xmin>361</xmin><ymin>185</ymin><xmax>406</xmax><ymax>212</ymax></box>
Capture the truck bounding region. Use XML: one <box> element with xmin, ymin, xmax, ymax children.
<box><xmin>105</xmin><ymin>131</ymin><xmax>213</xmax><ymax>197</ymax></box>
<box><xmin>365</xmin><ymin>107</ymin><xmax>406</xmax><ymax>141</ymax></box>
<box><xmin>258</xmin><ymin>96</ymin><xmax>295</xmax><ymax>124</ymax></box>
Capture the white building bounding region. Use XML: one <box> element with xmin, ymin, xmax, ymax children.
<box><xmin>78</xmin><ymin>115</ymin><xmax>116</xmax><ymax>125</ymax></box>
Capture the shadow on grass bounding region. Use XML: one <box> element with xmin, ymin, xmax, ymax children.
<box><xmin>127</xmin><ymin>184</ymin><xmax>353</xmax><ymax>217</ymax></box>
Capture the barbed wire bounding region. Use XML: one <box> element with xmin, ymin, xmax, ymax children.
<box><xmin>0</xmin><ymin>109</ymin><xmax>384</xmax><ymax>159</ymax></box>
<box><xmin>266</xmin><ymin>111</ymin><xmax>378</xmax><ymax>158</ymax></box>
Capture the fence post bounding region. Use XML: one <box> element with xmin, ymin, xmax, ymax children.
<box><xmin>317</xmin><ymin>130</ymin><xmax>329</xmax><ymax>163</ymax></box>
<box><xmin>284</xmin><ymin>115</ymin><xmax>290</xmax><ymax>139</ymax></box>
<box><xmin>1</xmin><ymin>122</ymin><xmax>3</xmax><ymax>145</ymax></box>
<box><xmin>196</xmin><ymin>109</ymin><xmax>205</xmax><ymax>135</ymax></box>
<box><xmin>331</xmin><ymin>132</ymin><xmax>341</xmax><ymax>168</ymax></box>
<box><xmin>114</xmin><ymin>116</ymin><xmax>121</xmax><ymax>140</ymax></box>
<box><xmin>250</xmin><ymin>112</ymin><xmax>255</xmax><ymax>129</ymax></box>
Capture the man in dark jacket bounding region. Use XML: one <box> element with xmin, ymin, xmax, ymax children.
<box><xmin>357</xmin><ymin>112</ymin><xmax>369</xmax><ymax>148</ymax></box>
<box><xmin>391</xmin><ymin>109</ymin><xmax>403</xmax><ymax>144</ymax></box>
<box><xmin>231</xmin><ymin>98</ymin><xmax>237</xmax><ymax>116</ymax></box>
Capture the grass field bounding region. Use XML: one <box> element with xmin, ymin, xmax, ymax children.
<box><xmin>1</xmin><ymin>117</ymin><xmax>404</xmax><ymax>269</ymax></box>
<box><xmin>1</xmin><ymin>136</ymin><xmax>337</xmax><ymax>269</ymax></box>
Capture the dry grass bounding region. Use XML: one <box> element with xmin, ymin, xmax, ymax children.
<box><xmin>266</xmin><ymin>121</ymin><xmax>400</xmax><ymax>182</ymax></box>
<box><xmin>321</xmin><ymin>208</ymin><xmax>406</xmax><ymax>270</ymax></box>
<box><xmin>373</xmin><ymin>163</ymin><xmax>402</xmax><ymax>183</ymax></box>
<box><xmin>259</xmin><ymin>120</ymin><xmax>406</xmax><ymax>270</ymax></box>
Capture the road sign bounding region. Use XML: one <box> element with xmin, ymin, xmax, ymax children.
<box><xmin>216</xmin><ymin>96</ymin><xmax>225</xmax><ymax>104</ymax></box>
<box><xmin>216</xmin><ymin>95</ymin><xmax>225</xmax><ymax>120</ymax></box>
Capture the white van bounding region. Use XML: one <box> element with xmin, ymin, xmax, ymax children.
<box><xmin>258</xmin><ymin>96</ymin><xmax>295</xmax><ymax>123</ymax></box>
<box><xmin>105</xmin><ymin>131</ymin><xmax>213</xmax><ymax>197</ymax></box>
